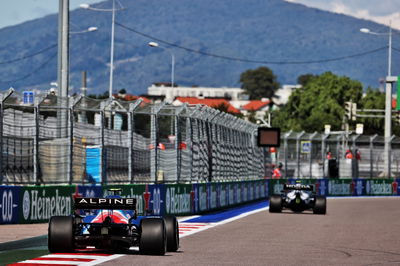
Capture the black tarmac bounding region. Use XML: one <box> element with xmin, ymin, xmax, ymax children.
<box><xmin>100</xmin><ymin>197</ymin><xmax>400</xmax><ymax>266</ymax></box>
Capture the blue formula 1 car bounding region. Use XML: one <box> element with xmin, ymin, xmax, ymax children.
<box><xmin>269</xmin><ymin>183</ymin><xmax>326</xmax><ymax>214</ymax></box>
<box><xmin>48</xmin><ymin>189</ymin><xmax>179</xmax><ymax>255</ymax></box>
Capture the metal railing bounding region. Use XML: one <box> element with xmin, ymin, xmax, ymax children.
<box><xmin>1</xmin><ymin>90</ymin><xmax>398</xmax><ymax>185</ymax></box>
<box><xmin>277</xmin><ymin>131</ymin><xmax>400</xmax><ymax>179</ymax></box>
<box><xmin>0</xmin><ymin>91</ymin><xmax>263</xmax><ymax>184</ymax></box>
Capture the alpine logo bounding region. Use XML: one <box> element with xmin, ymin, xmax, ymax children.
<box><xmin>74</xmin><ymin>197</ymin><xmax>137</xmax><ymax>210</ymax></box>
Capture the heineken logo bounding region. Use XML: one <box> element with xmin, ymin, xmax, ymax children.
<box><xmin>22</xmin><ymin>189</ymin><xmax>71</xmax><ymax>221</ymax></box>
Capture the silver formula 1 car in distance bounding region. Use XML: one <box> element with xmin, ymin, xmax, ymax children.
<box><xmin>269</xmin><ymin>183</ymin><xmax>326</xmax><ymax>214</ymax></box>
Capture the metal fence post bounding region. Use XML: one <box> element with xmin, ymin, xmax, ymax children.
<box><xmin>33</xmin><ymin>106</ymin><xmax>38</xmax><ymax>184</ymax></box>
<box><xmin>296</xmin><ymin>131</ymin><xmax>305</xmax><ymax>178</ymax></box>
<box><xmin>309</xmin><ymin>132</ymin><xmax>317</xmax><ymax>178</ymax></box>
<box><xmin>128</xmin><ymin>99</ymin><xmax>142</xmax><ymax>183</ymax></box>
<box><xmin>0</xmin><ymin>101</ymin><xmax>3</xmax><ymax>184</ymax></box>
<box><xmin>336</xmin><ymin>134</ymin><xmax>342</xmax><ymax>174</ymax></box>
<box><xmin>100</xmin><ymin>111</ymin><xmax>105</xmax><ymax>184</ymax></box>
<box><xmin>322</xmin><ymin>134</ymin><xmax>329</xmax><ymax>178</ymax></box>
<box><xmin>175</xmin><ymin>104</ymin><xmax>187</xmax><ymax>183</ymax></box>
<box><xmin>69</xmin><ymin>108</ymin><xmax>73</xmax><ymax>184</ymax></box>
<box><xmin>283</xmin><ymin>131</ymin><xmax>291</xmax><ymax>179</ymax></box>
<box><xmin>188</xmin><ymin>116</ymin><xmax>194</xmax><ymax>182</ymax></box>
<box><xmin>0</xmin><ymin>89</ymin><xmax>14</xmax><ymax>184</ymax></box>
<box><xmin>150</xmin><ymin>102</ymin><xmax>165</xmax><ymax>183</ymax></box>
<box><xmin>370</xmin><ymin>134</ymin><xmax>378</xmax><ymax>178</ymax></box>
<box><xmin>128</xmin><ymin>109</ymin><xmax>133</xmax><ymax>183</ymax></box>
<box><xmin>389</xmin><ymin>135</ymin><xmax>395</xmax><ymax>178</ymax></box>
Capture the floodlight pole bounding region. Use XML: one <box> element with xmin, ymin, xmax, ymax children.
<box><xmin>57</xmin><ymin>0</ymin><xmax>69</xmax><ymax>137</ymax></box>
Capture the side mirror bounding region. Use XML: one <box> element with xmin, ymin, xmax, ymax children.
<box><xmin>257</xmin><ymin>127</ymin><xmax>280</xmax><ymax>147</ymax></box>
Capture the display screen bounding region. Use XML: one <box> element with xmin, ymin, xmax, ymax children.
<box><xmin>257</xmin><ymin>127</ymin><xmax>280</xmax><ymax>147</ymax></box>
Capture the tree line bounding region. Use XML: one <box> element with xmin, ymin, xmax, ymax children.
<box><xmin>239</xmin><ymin>66</ymin><xmax>399</xmax><ymax>136</ymax></box>
<box><xmin>88</xmin><ymin>66</ymin><xmax>398</xmax><ymax>136</ymax></box>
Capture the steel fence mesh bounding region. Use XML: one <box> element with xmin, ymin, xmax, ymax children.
<box><xmin>6</xmin><ymin>91</ymin><xmax>400</xmax><ymax>184</ymax></box>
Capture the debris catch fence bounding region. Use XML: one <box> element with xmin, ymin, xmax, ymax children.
<box><xmin>0</xmin><ymin>91</ymin><xmax>263</xmax><ymax>184</ymax></box>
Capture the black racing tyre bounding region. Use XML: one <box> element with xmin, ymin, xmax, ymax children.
<box><xmin>164</xmin><ymin>216</ymin><xmax>179</xmax><ymax>252</ymax></box>
<box><xmin>269</xmin><ymin>195</ymin><xmax>282</xmax><ymax>213</ymax></box>
<box><xmin>313</xmin><ymin>196</ymin><xmax>327</xmax><ymax>214</ymax></box>
<box><xmin>48</xmin><ymin>216</ymin><xmax>74</xmax><ymax>253</ymax></box>
<box><xmin>139</xmin><ymin>218</ymin><xmax>167</xmax><ymax>255</ymax></box>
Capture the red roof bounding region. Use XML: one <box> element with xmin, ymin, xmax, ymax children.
<box><xmin>242</xmin><ymin>100</ymin><xmax>270</xmax><ymax>111</ymax></box>
<box><xmin>114</xmin><ymin>94</ymin><xmax>151</xmax><ymax>103</ymax></box>
<box><xmin>175</xmin><ymin>97</ymin><xmax>240</xmax><ymax>114</ymax></box>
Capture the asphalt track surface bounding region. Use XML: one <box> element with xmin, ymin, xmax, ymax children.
<box><xmin>4</xmin><ymin>197</ymin><xmax>400</xmax><ymax>265</ymax></box>
<box><xmin>100</xmin><ymin>197</ymin><xmax>400</xmax><ymax>266</ymax></box>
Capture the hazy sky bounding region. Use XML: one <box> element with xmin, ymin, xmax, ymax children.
<box><xmin>285</xmin><ymin>0</ymin><xmax>400</xmax><ymax>29</ymax></box>
<box><xmin>0</xmin><ymin>0</ymin><xmax>399</xmax><ymax>30</ymax></box>
<box><xmin>0</xmin><ymin>0</ymin><xmax>101</xmax><ymax>29</ymax></box>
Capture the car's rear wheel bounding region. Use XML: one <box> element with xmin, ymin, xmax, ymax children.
<box><xmin>139</xmin><ymin>218</ymin><xmax>166</xmax><ymax>255</ymax></box>
<box><xmin>164</xmin><ymin>216</ymin><xmax>179</xmax><ymax>252</ymax></box>
<box><xmin>269</xmin><ymin>195</ymin><xmax>282</xmax><ymax>213</ymax></box>
<box><xmin>313</xmin><ymin>196</ymin><xmax>327</xmax><ymax>214</ymax></box>
<box><xmin>48</xmin><ymin>216</ymin><xmax>74</xmax><ymax>253</ymax></box>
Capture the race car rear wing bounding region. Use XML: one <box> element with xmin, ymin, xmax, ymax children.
<box><xmin>283</xmin><ymin>184</ymin><xmax>314</xmax><ymax>191</ymax></box>
<box><xmin>74</xmin><ymin>197</ymin><xmax>137</xmax><ymax>210</ymax></box>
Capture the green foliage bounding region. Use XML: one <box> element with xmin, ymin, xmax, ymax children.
<box><xmin>358</xmin><ymin>88</ymin><xmax>400</xmax><ymax>135</ymax></box>
<box><xmin>297</xmin><ymin>74</ymin><xmax>317</xmax><ymax>87</ymax></box>
<box><xmin>239</xmin><ymin>66</ymin><xmax>280</xmax><ymax>100</ymax></box>
<box><xmin>359</xmin><ymin>87</ymin><xmax>385</xmax><ymax>135</ymax></box>
<box><xmin>213</xmin><ymin>102</ymin><xmax>242</xmax><ymax>117</ymax></box>
<box><xmin>213</xmin><ymin>102</ymin><xmax>230</xmax><ymax>113</ymax></box>
<box><xmin>247</xmin><ymin>110</ymin><xmax>257</xmax><ymax>123</ymax></box>
<box><xmin>88</xmin><ymin>91</ymin><xmax>109</xmax><ymax>100</ymax></box>
<box><xmin>272</xmin><ymin>72</ymin><xmax>363</xmax><ymax>132</ymax></box>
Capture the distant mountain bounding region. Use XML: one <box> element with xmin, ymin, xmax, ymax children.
<box><xmin>0</xmin><ymin>0</ymin><xmax>399</xmax><ymax>96</ymax></box>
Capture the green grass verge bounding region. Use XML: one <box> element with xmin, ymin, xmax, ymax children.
<box><xmin>0</xmin><ymin>249</ymin><xmax>48</xmax><ymax>265</ymax></box>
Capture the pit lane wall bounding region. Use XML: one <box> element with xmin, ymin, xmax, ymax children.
<box><xmin>1</xmin><ymin>179</ymin><xmax>399</xmax><ymax>224</ymax></box>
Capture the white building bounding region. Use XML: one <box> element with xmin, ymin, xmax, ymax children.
<box><xmin>273</xmin><ymin>84</ymin><xmax>301</xmax><ymax>105</ymax></box>
<box><xmin>147</xmin><ymin>84</ymin><xmax>247</xmax><ymax>102</ymax></box>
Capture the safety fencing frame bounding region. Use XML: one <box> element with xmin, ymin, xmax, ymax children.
<box><xmin>0</xmin><ymin>92</ymin><xmax>264</xmax><ymax>185</ymax></box>
<box><xmin>278</xmin><ymin>131</ymin><xmax>400</xmax><ymax>179</ymax></box>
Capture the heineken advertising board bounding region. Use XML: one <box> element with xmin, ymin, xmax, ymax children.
<box><xmin>19</xmin><ymin>186</ymin><xmax>75</xmax><ymax>224</ymax></box>
<box><xmin>2</xmin><ymin>178</ymin><xmax>398</xmax><ymax>224</ymax></box>
<box><xmin>269</xmin><ymin>179</ymin><xmax>399</xmax><ymax>196</ymax></box>
<box><xmin>365</xmin><ymin>179</ymin><xmax>397</xmax><ymax>196</ymax></box>
<box><xmin>269</xmin><ymin>179</ymin><xmax>359</xmax><ymax>196</ymax></box>
<box><xmin>0</xmin><ymin>186</ymin><xmax>21</xmax><ymax>224</ymax></box>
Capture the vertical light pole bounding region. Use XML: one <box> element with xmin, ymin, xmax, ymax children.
<box><xmin>360</xmin><ymin>22</ymin><xmax>395</xmax><ymax>177</ymax></box>
<box><xmin>57</xmin><ymin>0</ymin><xmax>69</xmax><ymax>137</ymax></box>
<box><xmin>148</xmin><ymin>41</ymin><xmax>175</xmax><ymax>102</ymax></box>
<box><xmin>80</xmin><ymin>1</ymin><xmax>124</xmax><ymax>99</ymax></box>
<box><xmin>109</xmin><ymin>0</ymin><xmax>116</xmax><ymax>99</ymax></box>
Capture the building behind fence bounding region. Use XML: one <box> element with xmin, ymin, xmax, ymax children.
<box><xmin>1</xmin><ymin>90</ymin><xmax>399</xmax><ymax>185</ymax></box>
